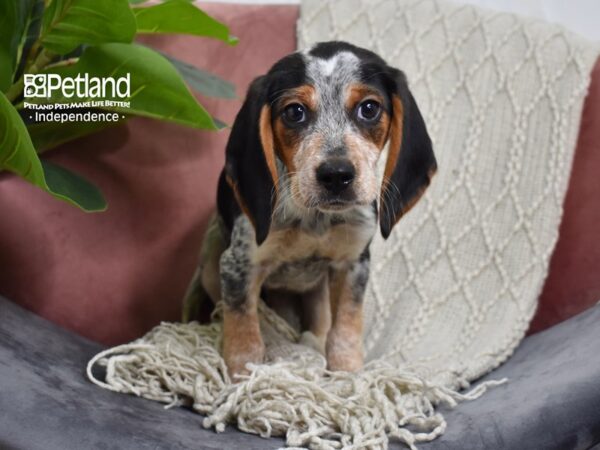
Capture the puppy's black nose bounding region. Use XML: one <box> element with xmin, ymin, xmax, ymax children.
<box><xmin>316</xmin><ymin>159</ymin><xmax>356</xmax><ymax>194</ymax></box>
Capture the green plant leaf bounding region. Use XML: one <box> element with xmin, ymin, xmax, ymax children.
<box><xmin>0</xmin><ymin>91</ymin><xmax>45</xmax><ymax>185</ymax></box>
<box><xmin>27</xmin><ymin>117</ymin><xmax>125</xmax><ymax>153</ymax></box>
<box><xmin>0</xmin><ymin>91</ymin><xmax>105</xmax><ymax>211</ymax></box>
<box><xmin>40</xmin><ymin>0</ymin><xmax>136</xmax><ymax>55</ymax></box>
<box><xmin>39</xmin><ymin>43</ymin><xmax>218</xmax><ymax>130</ymax></box>
<box><xmin>0</xmin><ymin>0</ymin><xmax>37</xmax><ymax>92</ymax></box>
<box><xmin>134</xmin><ymin>0</ymin><xmax>238</xmax><ymax>45</ymax></box>
<box><xmin>161</xmin><ymin>52</ymin><xmax>237</xmax><ymax>99</ymax></box>
<box><xmin>41</xmin><ymin>160</ymin><xmax>107</xmax><ymax>211</ymax></box>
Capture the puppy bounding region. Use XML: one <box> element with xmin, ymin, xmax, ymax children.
<box><xmin>183</xmin><ymin>41</ymin><xmax>436</xmax><ymax>377</ymax></box>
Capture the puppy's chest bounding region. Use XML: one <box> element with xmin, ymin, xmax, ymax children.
<box><xmin>256</xmin><ymin>222</ymin><xmax>374</xmax><ymax>291</ymax></box>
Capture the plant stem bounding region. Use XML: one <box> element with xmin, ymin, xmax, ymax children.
<box><xmin>6</xmin><ymin>49</ymin><xmax>54</xmax><ymax>103</ymax></box>
<box><xmin>31</xmin><ymin>50</ymin><xmax>54</xmax><ymax>73</ymax></box>
<box><xmin>45</xmin><ymin>57</ymin><xmax>78</xmax><ymax>70</ymax></box>
<box><xmin>5</xmin><ymin>80</ymin><xmax>24</xmax><ymax>103</ymax></box>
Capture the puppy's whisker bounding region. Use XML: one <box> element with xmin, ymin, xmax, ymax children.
<box><xmin>379</xmin><ymin>175</ymin><xmax>405</xmax><ymax>232</ymax></box>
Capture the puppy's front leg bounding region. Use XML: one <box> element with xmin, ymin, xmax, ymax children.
<box><xmin>326</xmin><ymin>250</ymin><xmax>370</xmax><ymax>372</ymax></box>
<box><xmin>220</xmin><ymin>225</ymin><xmax>266</xmax><ymax>379</ymax></box>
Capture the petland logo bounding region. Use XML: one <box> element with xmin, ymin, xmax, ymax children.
<box><xmin>23</xmin><ymin>73</ymin><xmax>131</xmax><ymax>123</ymax></box>
<box><xmin>24</xmin><ymin>73</ymin><xmax>131</xmax><ymax>99</ymax></box>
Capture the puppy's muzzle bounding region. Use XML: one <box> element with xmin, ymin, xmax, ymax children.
<box><xmin>316</xmin><ymin>158</ymin><xmax>356</xmax><ymax>195</ymax></box>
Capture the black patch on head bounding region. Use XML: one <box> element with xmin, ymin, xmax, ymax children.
<box><xmin>358</xmin><ymin>64</ymin><xmax>393</xmax><ymax>111</ymax></box>
<box><xmin>267</xmin><ymin>54</ymin><xmax>312</xmax><ymax>133</ymax></box>
<box><xmin>309</xmin><ymin>41</ymin><xmax>390</xmax><ymax>92</ymax></box>
<box><xmin>267</xmin><ymin>52</ymin><xmax>307</xmax><ymax>102</ymax></box>
<box><xmin>309</xmin><ymin>41</ymin><xmax>384</xmax><ymax>63</ymax></box>
<box><xmin>267</xmin><ymin>52</ymin><xmax>310</xmax><ymax>122</ymax></box>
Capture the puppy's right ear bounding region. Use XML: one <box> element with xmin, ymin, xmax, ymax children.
<box><xmin>225</xmin><ymin>76</ymin><xmax>278</xmax><ymax>245</ymax></box>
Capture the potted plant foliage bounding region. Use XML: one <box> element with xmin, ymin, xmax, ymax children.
<box><xmin>0</xmin><ymin>0</ymin><xmax>237</xmax><ymax>211</ymax></box>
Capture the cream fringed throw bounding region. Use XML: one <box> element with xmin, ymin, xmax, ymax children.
<box><xmin>87</xmin><ymin>1</ymin><xmax>599</xmax><ymax>448</ymax></box>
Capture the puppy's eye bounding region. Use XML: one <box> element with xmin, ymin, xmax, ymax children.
<box><xmin>357</xmin><ymin>100</ymin><xmax>381</xmax><ymax>122</ymax></box>
<box><xmin>282</xmin><ymin>103</ymin><xmax>307</xmax><ymax>124</ymax></box>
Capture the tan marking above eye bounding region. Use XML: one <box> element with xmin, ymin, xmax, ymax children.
<box><xmin>280</xmin><ymin>85</ymin><xmax>317</xmax><ymax>111</ymax></box>
<box><xmin>345</xmin><ymin>83</ymin><xmax>385</xmax><ymax>111</ymax></box>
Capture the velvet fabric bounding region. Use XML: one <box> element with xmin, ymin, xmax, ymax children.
<box><xmin>0</xmin><ymin>4</ymin><xmax>299</xmax><ymax>345</ymax></box>
<box><xmin>1</xmin><ymin>294</ymin><xmax>598</xmax><ymax>449</ymax></box>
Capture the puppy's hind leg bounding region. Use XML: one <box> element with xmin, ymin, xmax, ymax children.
<box><xmin>182</xmin><ymin>215</ymin><xmax>226</xmax><ymax>322</ymax></box>
<box><xmin>181</xmin><ymin>265</ymin><xmax>210</xmax><ymax>323</ymax></box>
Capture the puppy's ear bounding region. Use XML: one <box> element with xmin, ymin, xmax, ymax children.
<box><xmin>225</xmin><ymin>76</ymin><xmax>278</xmax><ymax>245</ymax></box>
<box><xmin>380</xmin><ymin>69</ymin><xmax>437</xmax><ymax>239</ymax></box>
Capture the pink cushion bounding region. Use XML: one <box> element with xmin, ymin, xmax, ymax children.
<box><xmin>0</xmin><ymin>4</ymin><xmax>299</xmax><ymax>345</ymax></box>
<box><xmin>529</xmin><ymin>57</ymin><xmax>600</xmax><ymax>334</ymax></box>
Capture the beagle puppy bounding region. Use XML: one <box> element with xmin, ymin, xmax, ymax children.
<box><xmin>183</xmin><ymin>41</ymin><xmax>437</xmax><ymax>377</ymax></box>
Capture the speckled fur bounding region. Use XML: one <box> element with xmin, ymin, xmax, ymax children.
<box><xmin>286</xmin><ymin>51</ymin><xmax>386</xmax><ymax>210</ymax></box>
<box><xmin>187</xmin><ymin>41</ymin><xmax>436</xmax><ymax>376</ymax></box>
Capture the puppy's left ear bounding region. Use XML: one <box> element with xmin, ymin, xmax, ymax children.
<box><xmin>380</xmin><ymin>69</ymin><xmax>437</xmax><ymax>239</ymax></box>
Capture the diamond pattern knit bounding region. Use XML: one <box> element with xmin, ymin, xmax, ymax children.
<box><xmin>300</xmin><ymin>0</ymin><xmax>599</xmax><ymax>383</ymax></box>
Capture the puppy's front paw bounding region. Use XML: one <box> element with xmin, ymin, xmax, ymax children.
<box><xmin>222</xmin><ymin>307</ymin><xmax>266</xmax><ymax>380</ymax></box>
<box><xmin>326</xmin><ymin>328</ymin><xmax>363</xmax><ymax>372</ymax></box>
<box><xmin>223</xmin><ymin>335</ymin><xmax>265</xmax><ymax>380</ymax></box>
